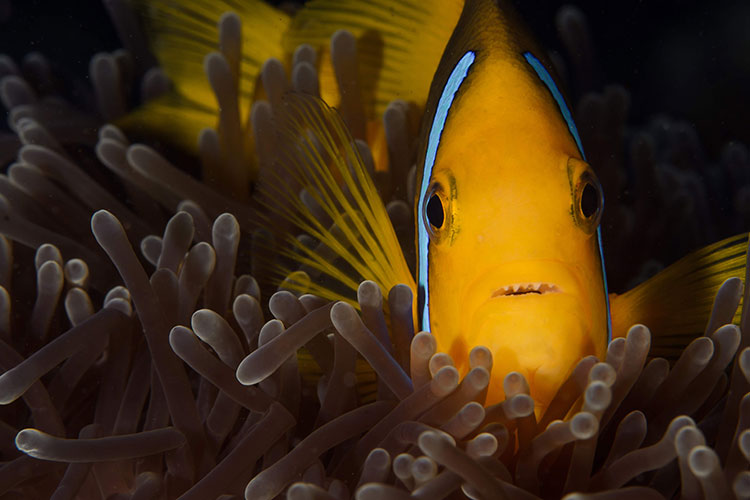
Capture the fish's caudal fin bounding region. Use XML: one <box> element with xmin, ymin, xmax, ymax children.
<box><xmin>258</xmin><ymin>93</ymin><xmax>415</xmax><ymax>308</ymax></box>
<box><xmin>610</xmin><ymin>233</ymin><xmax>749</xmax><ymax>358</ymax></box>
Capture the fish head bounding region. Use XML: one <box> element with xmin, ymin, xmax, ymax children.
<box><xmin>416</xmin><ymin>1</ymin><xmax>610</xmax><ymax>411</ymax></box>
<box><xmin>422</xmin><ymin>136</ymin><xmax>609</xmax><ymax>410</ymax></box>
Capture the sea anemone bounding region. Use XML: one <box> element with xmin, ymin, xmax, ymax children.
<box><xmin>0</xmin><ymin>1</ymin><xmax>748</xmax><ymax>499</ymax></box>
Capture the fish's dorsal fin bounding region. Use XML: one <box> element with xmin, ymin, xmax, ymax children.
<box><xmin>610</xmin><ymin>233</ymin><xmax>748</xmax><ymax>358</ymax></box>
<box><xmin>259</xmin><ymin>93</ymin><xmax>415</xmax><ymax>307</ymax></box>
<box><xmin>120</xmin><ymin>0</ymin><xmax>290</xmax><ymax>152</ymax></box>
<box><xmin>284</xmin><ymin>0</ymin><xmax>464</xmax><ymax>116</ymax></box>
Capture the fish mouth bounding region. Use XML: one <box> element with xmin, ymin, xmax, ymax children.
<box><xmin>490</xmin><ymin>282</ymin><xmax>561</xmax><ymax>298</ymax></box>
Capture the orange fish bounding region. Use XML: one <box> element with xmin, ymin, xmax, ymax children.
<box><xmin>126</xmin><ymin>0</ymin><xmax>748</xmax><ymax>409</ymax></box>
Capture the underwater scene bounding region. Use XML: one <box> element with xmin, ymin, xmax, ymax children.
<box><xmin>0</xmin><ymin>0</ymin><xmax>749</xmax><ymax>498</ymax></box>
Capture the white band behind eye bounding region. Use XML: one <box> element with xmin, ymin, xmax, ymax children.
<box><xmin>417</xmin><ymin>50</ymin><xmax>476</xmax><ymax>331</ymax></box>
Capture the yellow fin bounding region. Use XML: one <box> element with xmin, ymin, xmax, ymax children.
<box><xmin>124</xmin><ymin>0</ymin><xmax>290</xmax><ymax>151</ymax></box>
<box><xmin>260</xmin><ymin>93</ymin><xmax>415</xmax><ymax>308</ymax></box>
<box><xmin>117</xmin><ymin>93</ymin><xmax>215</xmax><ymax>152</ymax></box>
<box><xmin>284</xmin><ymin>0</ymin><xmax>464</xmax><ymax>117</ymax></box>
<box><xmin>610</xmin><ymin>233</ymin><xmax>748</xmax><ymax>357</ymax></box>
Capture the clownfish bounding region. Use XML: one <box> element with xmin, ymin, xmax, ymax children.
<box><xmin>126</xmin><ymin>0</ymin><xmax>747</xmax><ymax>410</ymax></box>
<box><xmin>414</xmin><ymin>0</ymin><xmax>610</xmax><ymax>409</ymax></box>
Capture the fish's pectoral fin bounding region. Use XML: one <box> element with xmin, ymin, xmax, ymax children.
<box><xmin>610</xmin><ymin>232</ymin><xmax>749</xmax><ymax>359</ymax></box>
<box><xmin>260</xmin><ymin>93</ymin><xmax>415</xmax><ymax>392</ymax></box>
<box><xmin>258</xmin><ymin>92</ymin><xmax>415</xmax><ymax>306</ymax></box>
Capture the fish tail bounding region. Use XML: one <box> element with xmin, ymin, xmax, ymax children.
<box><xmin>610</xmin><ymin>233</ymin><xmax>748</xmax><ymax>358</ymax></box>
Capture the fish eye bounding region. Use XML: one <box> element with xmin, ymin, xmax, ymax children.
<box><xmin>580</xmin><ymin>182</ymin><xmax>600</xmax><ymax>219</ymax></box>
<box><xmin>575</xmin><ymin>172</ymin><xmax>603</xmax><ymax>232</ymax></box>
<box><xmin>426</xmin><ymin>193</ymin><xmax>444</xmax><ymax>229</ymax></box>
<box><xmin>421</xmin><ymin>180</ymin><xmax>455</xmax><ymax>242</ymax></box>
<box><xmin>568</xmin><ymin>157</ymin><xmax>604</xmax><ymax>233</ymax></box>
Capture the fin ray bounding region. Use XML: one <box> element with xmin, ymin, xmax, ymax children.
<box><xmin>261</xmin><ymin>93</ymin><xmax>415</xmax><ymax>309</ymax></box>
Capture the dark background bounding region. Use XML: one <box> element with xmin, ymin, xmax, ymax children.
<box><xmin>0</xmin><ymin>0</ymin><xmax>748</xmax><ymax>155</ymax></box>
